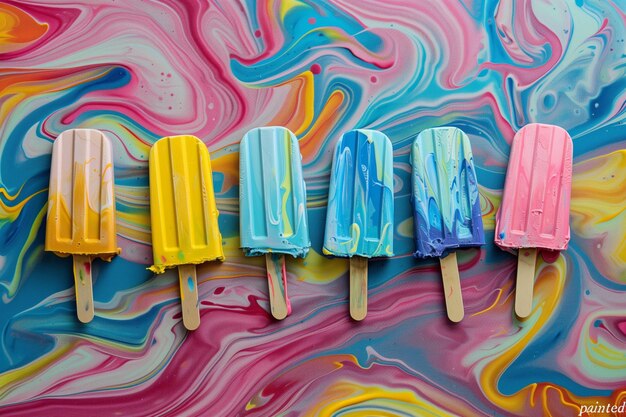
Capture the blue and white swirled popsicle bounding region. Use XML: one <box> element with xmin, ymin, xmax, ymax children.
<box><xmin>411</xmin><ymin>127</ymin><xmax>484</xmax><ymax>322</ymax></box>
<box><xmin>240</xmin><ymin>126</ymin><xmax>310</xmax><ymax>320</ymax></box>
<box><xmin>323</xmin><ymin>129</ymin><xmax>394</xmax><ymax>321</ymax></box>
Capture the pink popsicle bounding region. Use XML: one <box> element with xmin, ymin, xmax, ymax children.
<box><xmin>495</xmin><ymin>123</ymin><xmax>573</xmax><ymax>317</ymax></box>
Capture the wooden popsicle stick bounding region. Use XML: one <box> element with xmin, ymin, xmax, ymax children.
<box><xmin>515</xmin><ymin>248</ymin><xmax>538</xmax><ymax>318</ymax></box>
<box><xmin>265</xmin><ymin>253</ymin><xmax>289</xmax><ymax>320</ymax></box>
<box><xmin>72</xmin><ymin>254</ymin><xmax>94</xmax><ymax>323</ymax></box>
<box><xmin>349</xmin><ymin>256</ymin><xmax>368</xmax><ymax>321</ymax></box>
<box><xmin>178</xmin><ymin>264</ymin><xmax>200</xmax><ymax>330</ymax></box>
<box><xmin>439</xmin><ymin>252</ymin><xmax>464</xmax><ymax>323</ymax></box>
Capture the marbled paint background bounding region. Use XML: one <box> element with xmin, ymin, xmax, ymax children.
<box><xmin>0</xmin><ymin>0</ymin><xmax>625</xmax><ymax>416</ymax></box>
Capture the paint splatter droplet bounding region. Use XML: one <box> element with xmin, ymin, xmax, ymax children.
<box><xmin>310</xmin><ymin>63</ymin><xmax>321</xmax><ymax>74</ymax></box>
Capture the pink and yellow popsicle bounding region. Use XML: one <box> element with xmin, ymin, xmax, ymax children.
<box><xmin>45</xmin><ymin>129</ymin><xmax>120</xmax><ymax>323</ymax></box>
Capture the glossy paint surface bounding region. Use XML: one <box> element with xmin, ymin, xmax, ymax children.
<box><xmin>1</xmin><ymin>1</ymin><xmax>625</xmax><ymax>416</ymax></box>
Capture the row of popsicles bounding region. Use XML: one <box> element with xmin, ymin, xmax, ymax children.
<box><xmin>44</xmin><ymin>124</ymin><xmax>572</xmax><ymax>330</ymax></box>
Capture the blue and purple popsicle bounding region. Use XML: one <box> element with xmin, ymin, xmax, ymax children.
<box><xmin>411</xmin><ymin>127</ymin><xmax>484</xmax><ymax>322</ymax></box>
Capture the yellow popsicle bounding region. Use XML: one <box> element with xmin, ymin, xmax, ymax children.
<box><xmin>45</xmin><ymin>129</ymin><xmax>120</xmax><ymax>323</ymax></box>
<box><xmin>148</xmin><ymin>135</ymin><xmax>224</xmax><ymax>330</ymax></box>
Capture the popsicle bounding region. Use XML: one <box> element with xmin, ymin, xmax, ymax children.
<box><xmin>495</xmin><ymin>123</ymin><xmax>572</xmax><ymax>318</ymax></box>
<box><xmin>45</xmin><ymin>129</ymin><xmax>120</xmax><ymax>323</ymax></box>
<box><xmin>411</xmin><ymin>127</ymin><xmax>484</xmax><ymax>322</ymax></box>
<box><xmin>149</xmin><ymin>135</ymin><xmax>224</xmax><ymax>330</ymax></box>
<box><xmin>323</xmin><ymin>129</ymin><xmax>394</xmax><ymax>321</ymax></box>
<box><xmin>240</xmin><ymin>127</ymin><xmax>310</xmax><ymax>320</ymax></box>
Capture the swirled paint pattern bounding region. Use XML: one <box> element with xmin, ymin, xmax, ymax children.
<box><xmin>0</xmin><ymin>1</ymin><xmax>625</xmax><ymax>416</ymax></box>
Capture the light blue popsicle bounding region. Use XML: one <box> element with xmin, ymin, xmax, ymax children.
<box><xmin>239</xmin><ymin>126</ymin><xmax>310</xmax><ymax>320</ymax></box>
<box><xmin>240</xmin><ymin>126</ymin><xmax>310</xmax><ymax>258</ymax></box>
